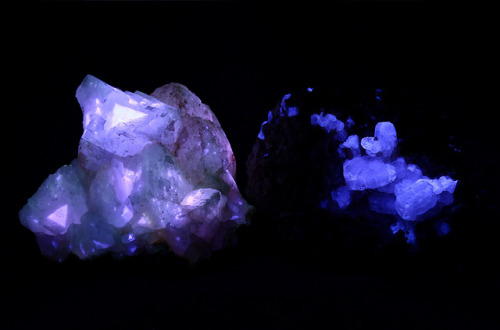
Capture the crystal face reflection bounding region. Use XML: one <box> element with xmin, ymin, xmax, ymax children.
<box><xmin>107</xmin><ymin>104</ymin><xmax>147</xmax><ymax>129</ymax></box>
<box><xmin>19</xmin><ymin>75</ymin><xmax>251</xmax><ymax>261</ymax></box>
<box><xmin>47</xmin><ymin>205</ymin><xmax>68</xmax><ymax>228</ymax></box>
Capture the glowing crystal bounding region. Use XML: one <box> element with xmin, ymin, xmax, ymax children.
<box><xmin>360</xmin><ymin>121</ymin><xmax>397</xmax><ymax>157</ymax></box>
<box><xmin>20</xmin><ymin>75</ymin><xmax>250</xmax><ymax>261</ymax></box>
<box><xmin>247</xmin><ymin>88</ymin><xmax>459</xmax><ymax>247</ymax></box>
<box><xmin>344</xmin><ymin>122</ymin><xmax>457</xmax><ymax>223</ymax></box>
<box><xmin>343</xmin><ymin>156</ymin><xmax>397</xmax><ymax>191</ymax></box>
<box><xmin>47</xmin><ymin>205</ymin><xmax>68</xmax><ymax>228</ymax></box>
<box><xmin>107</xmin><ymin>104</ymin><xmax>147</xmax><ymax>129</ymax></box>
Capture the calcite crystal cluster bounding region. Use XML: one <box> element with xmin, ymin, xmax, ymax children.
<box><xmin>20</xmin><ymin>75</ymin><xmax>250</xmax><ymax>261</ymax></box>
<box><xmin>247</xmin><ymin>87</ymin><xmax>458</xmax><ymax>246</ymax></box>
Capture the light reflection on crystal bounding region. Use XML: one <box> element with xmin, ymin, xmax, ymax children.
<box><xmin>47</xmin><ymin>205</ymin><xmax>68</xmax><ymax>228</ymax></box>
<box><xmin>107</xmin><ymin>104</ymin><xmax>147</xmax><ymax>129</ymax></box>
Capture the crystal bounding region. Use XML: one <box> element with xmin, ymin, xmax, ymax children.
<box><xmin>20</xmin><ymin>75</ymin><xmax>250</xmax><ymax>261</ymax></box>
<box><xmin>346</xmin><ymin>122</ymin><xmax>457</xmax><ymax>223</ymax></box>
<box><xmin>345</xmin><ymin>121</ymin><xmax>457</xmax><ymax>222</ymax></box>
<box><xmin>247</xmin><ymin>87</ymin><xmax>458</xmax><ymax>247</ymax></box>
<box><xmin>343</xmin><ymin>156</ymin><xmax>397</xmax><ymax>191</ymax></box>
<box><xmin>360</xmin><ymin>121</ymin><xmax>397</xmax><ymax>157</ymax></box>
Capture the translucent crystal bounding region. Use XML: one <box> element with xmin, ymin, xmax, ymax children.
<box><xmin>311</xmin><ymin>112</ymin><xmax>346</xmax><ymax>139</ymax></box>
<box><xmin>19</xmin><ymin>163</ymin><xmax>88</xmax><ymax>236</ymax></box>
<box><xmin>360</xmin><ymin>121</ymin><xmax>397</xmax><ymax>157</ymax></box>
<box><xmin>394</xmin><ymin>176</ymin><xmax>457</xmax><ymax>220</ymax></box>
<box><xmin>342</xmin><ymin>134</ymin><xmax>361</xmax><ymax>157</ymax></box>
<box><xmin>343</xmin><ymin>156</ymin><xmax>397</xmax><ymax>191</ymax></box>
<box><xmin>20</xmin><ymin>75</ymin><xmax>250</xmax><ymax>261</ymax></box>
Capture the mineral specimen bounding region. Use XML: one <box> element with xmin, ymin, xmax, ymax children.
<box><xmin>20</xmin><ymin>75</ymin><xmax>250</xmax><ymax>261</ymax></box>
<box><xmin>247</xmin><ymin>87</ymin><xmax>458</xmax><ymax>247</ymax></box>
<box><xmin>340</xmin><ymin>122</ymin><xmax>457</xmax><ymax>224</ymax></box>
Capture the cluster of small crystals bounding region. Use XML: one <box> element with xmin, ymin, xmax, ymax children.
<box><xmin>259</xmin><ymin>90</ymin><xmax>458</xmax><ymax>243</ymax></box>
<box><xmin>19</xmin><ymin>75</ymin><xmax>249</xmax><ymax>261</ymax></box>
<box><xmin>318</xmin><ymin>113</ymin><xmax>456</xmax><ymax>242</ymax></box>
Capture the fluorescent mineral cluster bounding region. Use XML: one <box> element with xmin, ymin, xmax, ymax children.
<box><xmin>247</xmin><ymin>87</ymin><xmax>458</xmax><ymax>247</ymax></box>
<box><xmin>20</xmin><ymin>75</ymin><xmax>250</xmax><ymax>261</ymax></box>
<box><xmin>337</xmin><ymin>121</ymin><xmax>457</xmax><ymax>241</ymax></box>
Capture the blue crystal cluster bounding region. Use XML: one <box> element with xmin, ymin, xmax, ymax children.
<box><xmin>248</xmin><ymin>88</ymin><xmax>458</xmax><ymax>244</ymax></box>
<box><xmin>334</xmin><ymin>121</ymin><xmax>457</xmax><ymax>242</ymax></box>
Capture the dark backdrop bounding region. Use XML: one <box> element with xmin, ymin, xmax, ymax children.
<box><xmin>5</xmin><ymin>2</ymin><xmax>499</xmax><ymax>329</ymax></box>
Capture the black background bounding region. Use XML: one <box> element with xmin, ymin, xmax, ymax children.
<box><xmin>4</xmin><ymin>2</ymin><xmax>499</xmax><ymax>329</ymax></box>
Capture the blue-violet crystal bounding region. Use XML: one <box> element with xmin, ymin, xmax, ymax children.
<box><xmin>247</xmin><ymin>88</ymin><xmax>458</xmax><ymax>246</ymax></box>
<box><xmin>19</xmin><ymin>75</ymin><xmax>250</xmax><ymax>261</ymax></box>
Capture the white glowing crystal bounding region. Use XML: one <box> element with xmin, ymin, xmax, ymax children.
<box><xmin>394</xmin><ymin>179</ymin><xmax>439</xmax><ymax>221</ymax></box>
<box><xmin>361</xmin><ymin>121</ymin><xmax>397</xmax><ymax>157</ymax></box>
<box><xmin>342</xmin><ymin>134</ymin><xmax>361</xmax><ymax>157</ymax></box>
<box><xmin>343</xmin><ymin>156</ymin><xmax>397</xmax><ymax>191</ymax></box>
<box><xmin>394</xmin><ymin>176</ymin><xmax>457</xmax><ymax>220</ymax></box>
<box><xmin>20</xmin><ymin>75</ymin><xmax>250</xmax><ymax>261</ymax></box>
